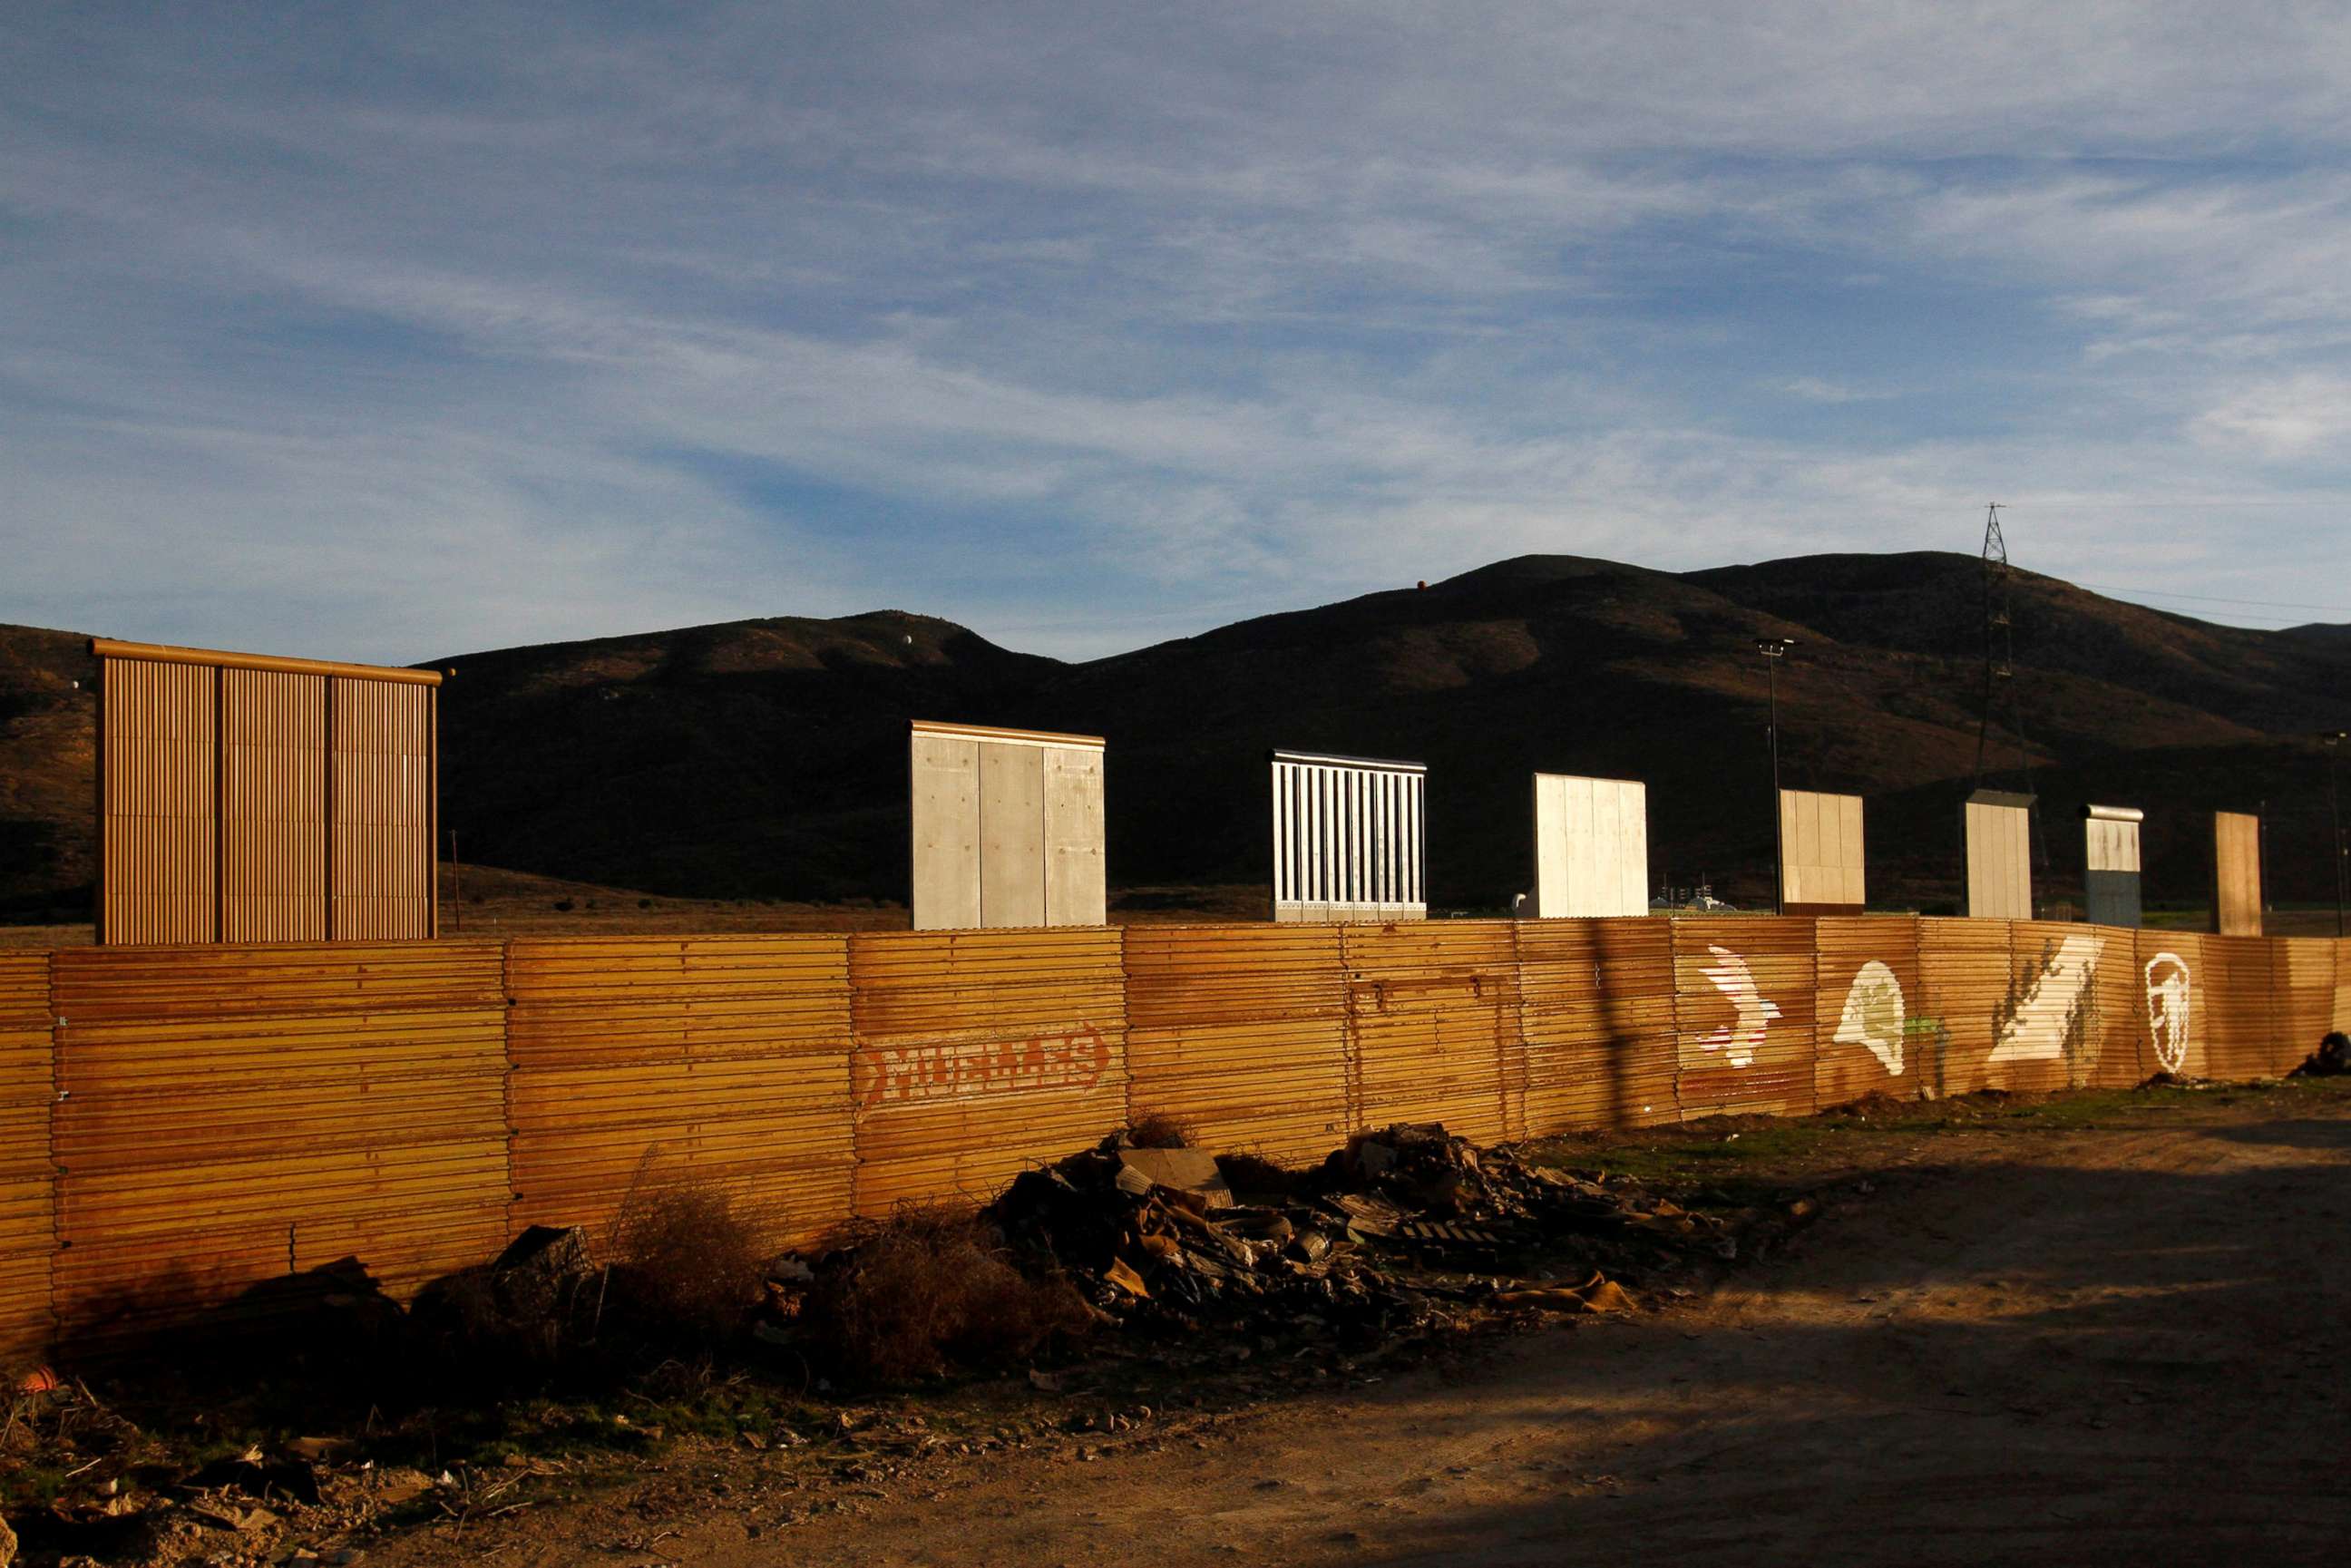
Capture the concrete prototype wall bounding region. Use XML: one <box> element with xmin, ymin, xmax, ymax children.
<box><xmin>1532</xmin><ymin>774</ymin><xmax>1648</xmax><ymax>918</ymax></box>
<box><xmin>0</xmin><ymin>919</ymin><xmax>2338</xmax><ymax>1361</ymax></box>
<box><xmin>1778</xmin><ymin>790</ymin><xmax>1864</xmax><ymax>913</ymax></box>
<box><xmin>1965</xmin><ymin>799</ymin><xmax>2034</xmax><ymax>920</ymax></box>
<box><xmin>2212</xmin><ymin>812</ymin><xmax>2263</xmax><ymax>936</ymax></box>
<box><xmin>909</xmin><ymin>721</ymin><xmax>1107</xmax><ymax>930</ymax></box>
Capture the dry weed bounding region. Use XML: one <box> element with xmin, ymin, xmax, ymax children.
<box><xmin>607</xmin><ymin>1176</ymin><xmax>767</xmax><ymax>1344</ymax></box>
<box><xmin>805</xmin><ymin>1205</ymin><xmax>1090</xmax><ymax>1383</ymax></box>
<box><xmin>1126</xmin><ymin>1111</ymin><xmax>1197</xmax><ymax>1149</ymax></box>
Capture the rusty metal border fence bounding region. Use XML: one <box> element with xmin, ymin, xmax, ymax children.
<box><xmin>0</xmin><ymin>917</ymin><xmax>2342</xmax><ymax>1359</ymax></box>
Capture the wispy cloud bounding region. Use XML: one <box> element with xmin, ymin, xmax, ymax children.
<box><xmin>5</xmin><ymin>3</ymin><xmax>2351</xmax><ymax>660</ymax></box>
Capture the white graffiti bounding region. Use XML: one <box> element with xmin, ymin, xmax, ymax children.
<box><xmin>1835</xmin><ymin>960</ymin><xmax>1907</xmax><ymax>1076</ymax></box>
<box><xmin>1990</xmin><ymin>932</ymin><xmax>2105</xmax><ymax>1063</ymax></box>
<box><xmin>2144</xmin><ymin>952</ymin><xmax>2192</xmax><ymax>1074</ymax></box>
<box><xmin>1698</xmin><ymin>945</ymin><xmax>1781</xmax><ymax>1068</ymax></box>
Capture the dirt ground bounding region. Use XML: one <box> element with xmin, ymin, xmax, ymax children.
<box><xmin>321</xmin><ymin>1082</ymin><xmax>2351</xmax><ymax>1568</ymax></box>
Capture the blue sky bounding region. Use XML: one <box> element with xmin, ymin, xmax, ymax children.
<box><xmin>7</xmin><ymin>2</ymin><xmax>2351</xmax><ymax>662</ymax></box>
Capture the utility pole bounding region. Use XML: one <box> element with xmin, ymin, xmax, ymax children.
<box><xmin>450</xmin><ymin>830</ymin><xmax>463</xmax><ymax>933</ymax></box>
<box><xmin>1756</xmin><ymin>637</ymin><xmax>1796</xmax><ymax>913</ymax></box>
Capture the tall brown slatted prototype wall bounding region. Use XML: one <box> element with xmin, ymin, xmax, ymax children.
<box><xmin>94</xmin><ymin>640</ymin><xmax>439</xmax><ymax>945</ymax></box>
<box><xmin>0</xmin><ymin>917</ymin><xmax>2342</xmax><ymax>1359</ymax></box>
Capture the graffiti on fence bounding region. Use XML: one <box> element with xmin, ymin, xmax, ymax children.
<box><xmin>1991</xmin><ymin>932</ymin><xmax>2104</xmax><ymax>1065</ymax></box>
<box><xmin>1834</xmin><ymin>959</ymin><xmax>1907</xmax><ymax>1075</ymax></box>
<box><xmin>2144</xmin><ymin>952</ymin><xmax>2192</xmax><ymax>1074</ymax></box>
<box><xmin>1698</xmin><ymin>946</ymin><xmax>1781</xmax><ymax>1068</ymax></box>
<box><xmin>854</xmin><ymin>1027</ymin><xmax>1113</xmax><ymax>1112</ymax></box>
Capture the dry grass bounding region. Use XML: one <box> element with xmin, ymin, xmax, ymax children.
<box><xmin>1125</xmin><ymin>1111</ymin><xmax>1197</xmax><ymax>1150</ymax></box>
<box><xmin>805</xmin><ymin>1206</ymin><xmax>1092</xmax><ymax>1384</ymax></box>
<box><xmin>606</xmin><ymin>1178</ymin><xmax>768</xmax><ymax>1345</ymax></box>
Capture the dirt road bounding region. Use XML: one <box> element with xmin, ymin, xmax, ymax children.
<box><xmin>369</xmin><ymin>1098</ymin><xmax>2351</xmax><ymax>1567</ymax></box>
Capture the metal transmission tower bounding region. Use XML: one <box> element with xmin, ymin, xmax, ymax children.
<box><xmin>1971</xmin><ymin>503</ymin><xmax>2047</xmax><ymax>886</ymax></box>
<box><xmin>1972</xmin><ymin>503</ymin><xmax>2034</xmax><ymax>790</ymax></box>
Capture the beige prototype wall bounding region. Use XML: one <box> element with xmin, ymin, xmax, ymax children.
<box><xmin>1964</xmin><ymin>800</ymin><xmax>2034</xmax><ymax>920</ymax></box>
<box><xmin>1778</xmin><ymin>789</ymin><xmax>1865</xmax><ymax>912</ymax></box>
<box><xmin>1531</xmin><ymin>774</ymin><xmax>1648</xmax><ymax>919</ymax></box>
<box><xmin>909</xmin><ymin>722</ymin><xmax>1106</xmax><ymax>930</ymax></box>
<box><xmin>96</xmin><ymin>642</ymin><xmax>438</xmax><ymax>945</ymax></box>
<box><xmin>2212</xmin><ymin>811</ymin><xmax>2264</xmax><ymax>936</ymax></box>
<box><xmin>0</xmin><ymin>918</ymin><xmax>2343</xmax><ymax>1362</ymax></box>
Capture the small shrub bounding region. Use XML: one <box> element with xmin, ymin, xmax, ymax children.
<box><xmin>1127</xmin><ymin>1111</ymin><xmax>1196</xmax><ymax>1150</ymax></box>
<box><xmin>805</xmin><ymin>1206</ymin><xmax>1090</xmax><ymax>1383</ymax></box>
<box><xmin>551</xmin><ymin>898</ymin><xmax>575</xmax><ymax>912</ymax></box>
<box><xmin>639</xmin><ymin>898</ymin><xmax>653</xmax><ymax>909</ymax></box>
<box><xmin>1215</xmin><ymin>1151</ymin><xmax>1298</xmax><ymax>1198</ymax></box>
<box><xmin>606</xmin><ymin>1177</ymin><xmax>767</xmax><ymax>1345</ymax></box>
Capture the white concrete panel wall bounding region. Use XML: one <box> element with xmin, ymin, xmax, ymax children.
<box><xmin>1532</xmin><ymin>774</ymin><xmax>1648</xmax><ymax>918</ymax></box>
<box><xmin>1272</xmin><ymin>752</ymin><xmax>1426</xmax><ymax>922</ymax></box>
<box><xmin>1965</xmin><ymin>800</ymin><xmax>2034</xmax><ymax>920</ymax></box>
<box><xmin>911</xmin><ymin>721</ymin><xmax>1107</xmax><ymax>930</ymax></box>
<box><xmin>910</xmin><ymin>731</ymin><xmax>981</xmax><ymax>930</ymax></box>
<box><xmin>1778</xmin><ymin>789</ymin><xmax>1866</xmax><ymax>910</ymax></box>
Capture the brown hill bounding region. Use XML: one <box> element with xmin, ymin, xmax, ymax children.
<box><xmin>5</xmin><ymin>550</ymin><xmax>2346</xmax><ymax>920</ymax></box>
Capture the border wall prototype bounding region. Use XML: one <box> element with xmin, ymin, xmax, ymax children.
<box><xmin>1271</xmin><ymin>751</ymin><xmax>1426</xmax><ymax>922</ymax></box>
<box><xmin>0</xmin><ymin>916</ymin><xmax>2341</xmax><ymax>1363</ymax></box>
<box><xmin>1531</xmin><ymin>774</ymin><xmax>1648</xmax><ymax>918</ymax></box>
<box><xmin>93</xmin><ymin>639</ymin><xmax>439</xmax><ymax>944</ymax></box>
<box><xmin>1964</xmin><ymin>790</ymin><xmax>2034</xmax><ymax>920</ymax></box>
<box><xmin>1778</xmin><ymin>790</ymin><xmax>1865</xmax><ymax>916</ymax></box>
<box><xmin>909</xmin><ymin>721</ymin><xmax>1107</xmax><ymax>930</ymax></box>
<box><xmin>2212</xmin><ymin>811</ymin><xmax>2264</xmax><ymax>937</ymax></box>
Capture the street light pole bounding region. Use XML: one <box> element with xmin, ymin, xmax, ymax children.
<box><xmin>2327</xmin><ymin>732</ymin><xmax>2347</xmax><ymax>938</ymax></box>
<box><xmin>1756</xmin><ymin>638</ymin><xmax>1797</xmax><ymax>914</ymax></box>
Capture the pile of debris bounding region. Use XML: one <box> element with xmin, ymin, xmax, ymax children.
<box><xmin>980</xmin><ymin>1123</ymin><xmax>1743</xmax><ymax>1345</ymax></box>
<box><xmin>2294</xmin><ymin>1031</ymin><xmax>2351</xmax><ymax>1077</ymax></box>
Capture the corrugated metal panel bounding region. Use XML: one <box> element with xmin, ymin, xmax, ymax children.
<box><xmin>849</xmin><ymin>927</ymin><xmax>1129</xmax><ymax>1215</ymax></box>
<box><xmin>331</xmin><ymin>678</ymin><xmax>434</xmax><ymax>940</ymax></box>
<box><xmin>2080</xmin><ymin>921</ymin><xmax>2149</xmax><ymax>1088</ymax></box>
<box><xmin>1342</xmin><ymin>921</ymin><xmax>1520</xmax><ymax>1142</ymax></box>
<box><xmin>1915</xmin><ymin>917</ymin><xmax>2012</xmax><ymax>1096</ymax></box>
<box><xmin>2134</xmin><ymin>930</ymin><xmax>2204</xmax><ymax>1079</ymax></box>
<box><xmin>1672</xmin><ymin>917</ymin><xmax>1817</xmax><ymax>1118</ymax></box>
<box><xmin>2200</xmin><ymin>933</ymin><xmax>2278</xmax><ymax>1080</ymax></box>
<box><xmin>1517</xmin><ymin>916</ymin><xmax>1679</xmax><ymax>1132</ymax></box>
<box><xmin>1121</xmin><ymin>924</ymin><xmax>1351</xmax><ymax>1164</ymax></box>
<box><xmin>2275</xmin><ymin>938</ymin><xmax>2337</xmax><ymax>1073</ymax></box>
<box><xmin>2336</xmin><ymin>939</ymin><xmax>2351</xmax><ymax>1037</ymax></box>
<box><xmin>47</xmin><ymin>942</ymin><xmax>508</xmax><ymax>1349</ymax></box>
<box><xmin>221</xmin><ymin>667</ymin><xmax>327</xmax><ymax>942</ymax></box>
<box><xmin>1813</xmin><ymin>916</ymin><xmax>1918</xmax><ymax>1107</ymax></box>
<box><xmin>0</xmin><ymin>954</ymin><xmax>55</xmax><ymax>1364</ymax></box>
<box><xmin>507</xmin><ymin>936</ymin><xmax>853</xmax><ymax>1251</ymax></box>
<box><xmin>100</xmin><ymin>657</ymin><xmax>218</xmax><ymax>944</ymax></box>
<box><xmin>1995</xmin><ymin>920</ymin><xmax>2114</xmax><ymax>1092</ymax></box>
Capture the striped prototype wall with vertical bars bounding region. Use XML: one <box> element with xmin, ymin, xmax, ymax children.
<box><xmin>1271</xmin><ymin>750</ymin><xmax>1427</xmax><ymax>922</ymax></box>
<box><xmin>94</xmin><ymin>640</ymin><xmax>440</xmax><ymax>944</ymax></box>
<box><xmin>0</xmin><ymin>916</ymin><xmax>2340</xmax><ymax>1360</ymax></box>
